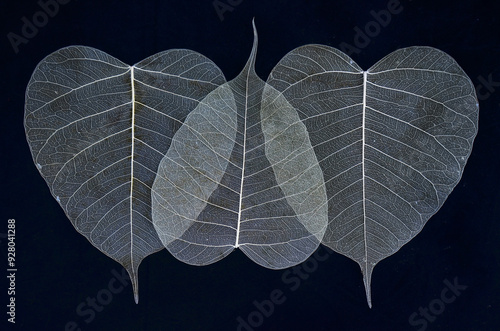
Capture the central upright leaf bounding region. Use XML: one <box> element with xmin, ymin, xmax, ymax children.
<box><xmin>151</xmin><ymin>21</ymin><xmax>328</xmax><ymax>268</ymax></box>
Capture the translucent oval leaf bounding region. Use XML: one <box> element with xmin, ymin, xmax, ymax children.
<box><xmin>24</xmin><ymin>46</ymin><xmax>226</xmax><ymax>302</ymax></box>
<box><xmin>151</xmin><ymin>21</ymin><xmax>328</xmax><ymax>269</ymax></box>
<box><xmin>266</xmin><ymin>45</ymin><xmax>479</xmax><ymax>306</ymax></box>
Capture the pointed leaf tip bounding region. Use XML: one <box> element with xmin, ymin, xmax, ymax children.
<box><xmin>241</xmin><ymin>18</ymin><xmax>259</xmax><ymax>76</ymax></box>
<box><xmin>251</xmin><ymin>18</ymin><xmax>258</xmax><ymax>56</ymax></box>
<box><xmin>364</xmin><ymin>279</ymin><xmax>372</xmax><ymax>308</ymax></box>
<box><xmin>126</xmin><ymin>266</ymin><xmax>140</xmax><ymax>304</ymax></box>
<box><xmin>361</xmin><ymin>262</ymin><xmax>374</xmax><ymax>308</ymax></box>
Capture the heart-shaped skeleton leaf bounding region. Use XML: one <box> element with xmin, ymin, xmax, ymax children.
<box><xmin>266</xmin><ymin>44</ymin><xmax>478</xmax><ymax>306</ymax></box>
<box><xmin>24</xmin><ymin>21</ymin><xmax>478</xmax><ymax>306</ymax></box>
<box><xmin>24</xmin><ymin>46</ymin><xmax>227</xmax><ymax>303</ymax></box>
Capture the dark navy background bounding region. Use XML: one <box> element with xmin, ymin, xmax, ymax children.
<box><xmin>1</xmin><ymin>0</ymin><xmax>499</xmax><ymax>330</ymax></box>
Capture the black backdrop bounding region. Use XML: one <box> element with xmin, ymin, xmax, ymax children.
<box><xmin>1</xmin><ymin>0</ymin><xmax>499</xmax><ymax>330</ymax></box>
